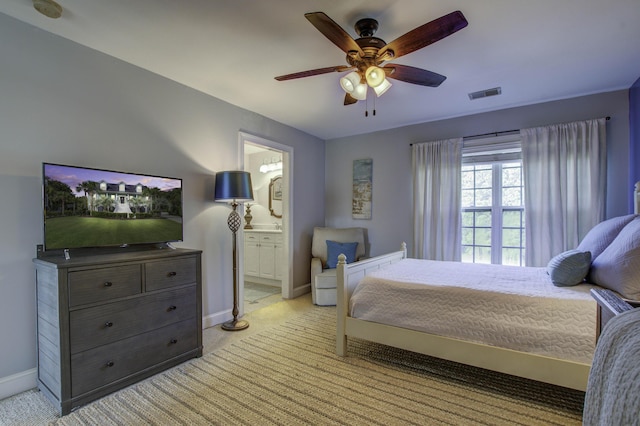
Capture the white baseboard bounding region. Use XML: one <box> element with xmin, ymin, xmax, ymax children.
<box><xmin>202</xmin><ymin>310</ymin><xmax>230</xmax><ymax>329</ymax></box>
<box><xmin>291</xmin><ymin>283</ymin><xmax>311</xmax><ymax>299</ymax></box>
<box><xmin>0</xmin><ymin>368</ymin><xmax>37</xmax><ymax>400</ymax></box>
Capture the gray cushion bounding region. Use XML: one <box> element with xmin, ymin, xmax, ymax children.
<box><xmin>547</xmin><ymin>250</ymin><xmax>592</xmax><ymax>287</ymax></box>
<box><xmin>577</xmin><ymin>214</ymin><xmax>637</xmax><ymax>261</ymax></box>
<box><xmin>590</xmin><ymin>217</ymin><xmax>640</xmax><ymax>299</ymax></box>
<box><xmin>315</xmin><ymin>269</ymin><xmax>337</xmax><ymax>289</ymax></box>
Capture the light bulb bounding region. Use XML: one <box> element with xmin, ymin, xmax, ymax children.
<box><xmin>340</xmin><ymin>79</ymin><xmax>354</xmax><ymax>92</ymax></box>
<box><xmin>340</xmin><ymin>72</ymin><xmax>361</xmax><ymax>93</ymax></box>
<box><xmin>351</xmin><ymin>83</ymin><xmax>367</xmax><ymax>100</ymax></box>
<box><xmin>365</xmin><ymin>66</ymin><xmax>385</xmax><ymax>87</ymax></box>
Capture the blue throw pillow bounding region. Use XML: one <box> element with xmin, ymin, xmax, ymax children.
<box><xmin>547</xmin><ymin>249</ymin><xmax>592</xmax><ymax>287</ymax></box>
<box><xmin>326</xmin><ymin>240</ymin><xmax>358</xmax><ymax>269</ymax></box>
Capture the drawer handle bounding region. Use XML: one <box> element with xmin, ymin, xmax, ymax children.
<box><xmin>169</xmin><ymin>338</ymin><xmax>178</xmax><ymax>345</ymax></box>
<box><xmin>103</xmin><ymin>282</ymin><xmax>113</xmax><ymax>287</ymax></box>
<box><xmin>167</xmin><ymin>305</ymin><xmax>177</xmax><ymax>312</ymax></box>
<box><xmin>167</xmin><ymin>271</ymin><xmax>177</xmax><ymax>277</ymax></box>
<box><xmin>105</xmin><ymin>361</ymin><xmax>114</xmax><ymax>368</ymax></box>
<box><xmin>105</xmin><ymin>321</ymin><xmax>114</xmax><ymax>328</ymax></box>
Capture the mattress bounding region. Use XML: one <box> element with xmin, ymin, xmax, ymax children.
<box><xmin>349</xmin><ymin>259</ymin><xmax>597</xmax><ymax>363</ymax></box>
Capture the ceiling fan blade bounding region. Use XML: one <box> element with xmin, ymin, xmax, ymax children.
<box><xmin>378</xmin><ymin>10</ymin><xmax>468</xmax><ymax>60</ymax></box>
<box><xmin>275</xmin><ymin>65</ymin><xmax>353</xmax><ymax>81</ymax></box>
<box><xmin>383</xmin><ymin>64</ymin><xmax>446</xmax><ymax>87</ymax></box>
<box><xmin>305</xmin><ymin>12</ymin><xmax>364</xmax><ymax>55</ymax></box>
<box><xmin>344</xmin><ymin>93</ymin><xmax>358</xmax><ymax>105</ymax></box>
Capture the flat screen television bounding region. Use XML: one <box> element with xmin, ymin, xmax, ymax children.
<box><xmin>42</xmin><ymin>163</ymin><xmax>183</xmax><ymax>251</ymax></box>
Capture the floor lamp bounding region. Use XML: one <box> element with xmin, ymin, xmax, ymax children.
<box><xmin>214</xmin><ymin>170</ymin><xmax>254</xmax><ymax>331</ymax></box>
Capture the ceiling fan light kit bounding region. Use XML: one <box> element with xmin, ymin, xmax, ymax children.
<box><xmin>275</xmin><ymin>10</ymin><xmax>469</xmax><ymax>107</ymax></box>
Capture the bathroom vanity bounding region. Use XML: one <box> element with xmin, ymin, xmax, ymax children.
<box><xmin>244</xmin><ymin>230</ymin><xmax>283</xmax><ymax>287</ymax></box>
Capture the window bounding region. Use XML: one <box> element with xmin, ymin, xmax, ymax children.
<box><xmin>461</xmin><ymin>135</ymin><xmax>525</xmax><ymax>266</ymax></box>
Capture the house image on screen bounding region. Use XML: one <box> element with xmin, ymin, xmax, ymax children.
<box><xmin>94</xmin><ymin>181</ymin><xmax>149</xmax><ymax>215</ymax></box>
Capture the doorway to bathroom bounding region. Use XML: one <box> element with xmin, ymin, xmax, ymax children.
<box><xmin>240</xmin><ymin>132</ymin><xmax>292</xmax><ymax>314</ymax></box>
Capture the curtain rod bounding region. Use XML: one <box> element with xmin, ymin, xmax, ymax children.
<box><xmin>410</xmin><ymin>116</ymin><xmax>610</xmax><ymax>146</ymax></box>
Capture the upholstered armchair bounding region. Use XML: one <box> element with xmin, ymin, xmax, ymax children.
<box><xmin>311</xmin><ymin>227</ymin><xmax>367</xmax><ymax>306</ymax></box>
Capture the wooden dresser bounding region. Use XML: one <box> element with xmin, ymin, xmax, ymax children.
<box><xmin>33</xmin><ymin>246</ymin><xmax>202</xmax><ymax>415</ymax></box>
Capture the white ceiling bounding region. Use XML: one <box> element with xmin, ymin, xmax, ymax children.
<box><xmin>2</xmin><ymin>0</ymin><xmax>639</xmax><ymax>140</ymax></box>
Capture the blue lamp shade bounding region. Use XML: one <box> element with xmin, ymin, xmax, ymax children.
<box><xmin>214</xmin><ymin>171</ymin><xmax>254</xmax><ymax>202</ymax></box>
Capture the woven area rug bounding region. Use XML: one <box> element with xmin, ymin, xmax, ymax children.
<box><xmin>54</xmin><ymin>307</ymin><xmax>584</xmax><ymax>425</ymax></box>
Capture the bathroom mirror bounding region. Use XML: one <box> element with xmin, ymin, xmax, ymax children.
<box><xmin>269</xmin><ymin>175</ymin><xmax>282</xmax><ymax>218</ymax></box>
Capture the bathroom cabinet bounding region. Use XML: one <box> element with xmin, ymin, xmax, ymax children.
<box><xmin>244</xmin><ymin>231</ymin><xmax>282</xmax><ymax>286</ymax></box>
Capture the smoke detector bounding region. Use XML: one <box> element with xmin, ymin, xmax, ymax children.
<box><xmin>33</xmin><ymin>0</ymin><xmax>62</xmax><ymax>19</ymax></box>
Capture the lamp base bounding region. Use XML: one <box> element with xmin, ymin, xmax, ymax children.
<box><xmin>221</xmin><ymin>319</ymin><xmax>249</xmax><ymax>331</ymax></box>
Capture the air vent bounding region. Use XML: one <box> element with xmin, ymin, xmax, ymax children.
<box><xmin>468</xmin><ymin>87</ymin><xmax>502</xmax><ymax>100</ymax></box>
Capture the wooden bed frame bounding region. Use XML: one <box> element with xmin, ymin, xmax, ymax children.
<box><xmin>337</xmin><ymin>182</ymin><xmax>640</xmax><ymax>391</ymax></box>
<box><xmin>336</xmin><ymin>243</ymin><xmax>592</xmax><ymax>391</ymax></box>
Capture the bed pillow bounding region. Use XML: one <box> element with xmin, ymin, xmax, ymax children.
<box><xmin>547</xmin><ymin>250</ymin><xmax>592</xmax><ymax>287</ymax></box>
<box><xmin>589</xmin><ymin>217</ymin><xmax>640</xmax><ymax>299</ymax></box>
<box><xmin>577</xmin><ymin>214</ymin><xmax>637</xmax><ymax>261</ymax></box>
<box><xmin>326</xmin><ymin>240</ymin><xmax>358</xmax><ymax>269</ymax></box>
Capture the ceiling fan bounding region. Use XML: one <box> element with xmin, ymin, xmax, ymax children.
<box><xmin>275</xmin><ymin>11</ymin><xmax>468</xmax><ymax>106</ymax></box>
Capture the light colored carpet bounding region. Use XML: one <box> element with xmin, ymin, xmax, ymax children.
<box><xmin>1</xmin><ymin>305</ymin><xmax>584</xmax><ymax>425</ymax></box>
<box><xmin>0</xmin><ymin>389</ymin><xmax>58</xmax><ymax>426</ymax></box>
<box><xmin>68</xmin><ymin>310</ymin><xmax>582</xmax><ymax>424</ymax></box>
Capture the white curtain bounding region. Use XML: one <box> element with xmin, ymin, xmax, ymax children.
<box><xmin>521</xmin><ymin>118</ymin><xmax>607</xmax><ymax>266</ymax></box>
<box><xmin>412</xmin><ymin>138</ymin><xmax>463</xmax><ymax>260</ymax></box>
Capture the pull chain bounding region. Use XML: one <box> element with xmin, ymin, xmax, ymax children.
<box><xmin>363</xmin><ymin>92</ymin><xmax>377</xmax><ymax>117</ymax></box>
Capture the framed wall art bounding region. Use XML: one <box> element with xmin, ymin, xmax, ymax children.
<box><xmin>352</xmin><ymin>159</ymin><xmax>372</xmax><ymax>220</ymax></box>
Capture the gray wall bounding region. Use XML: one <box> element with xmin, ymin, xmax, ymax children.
<box><xmin>0</xmin><ymin>13</ymin><xmax>324</xmax><ymax>388</ymax></box>
<box><xmin>630</xmin><ymin>76</ymin><xmax>640</xmax><ymax>205</ymax></box>
<box><xmin>325</xmin><ymin>90</ymin><xmax>631</xmax><ymax>257</ymax></box>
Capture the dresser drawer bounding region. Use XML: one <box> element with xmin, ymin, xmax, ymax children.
<box><xmin>70</xmin><ymin>286</ymin><xmax>196</xmax><ymax>354</ymax></box>
<box><xmin>68</xmin><ymin>265</ymin><xmax>141</xmax><ymax>307</ymax></box>
<box><xmin>71</xmin><ymin>318</ymin><xmax>198</xmax><ymax>397</ymax></box>
<box><xmin>145</xmin><ymin>257</ymin><xmax>197</xmax><ymax>291</ymax></box>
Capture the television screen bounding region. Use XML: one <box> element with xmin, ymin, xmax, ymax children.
<box><xmin>43</xmin><ymin>163</ymin><xmax>183</xmax><ymax>250</ymax></box>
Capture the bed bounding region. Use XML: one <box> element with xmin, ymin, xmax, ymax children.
<box><xmin>336</xmin><ymin>183</ymin><xmax>640</xmax><ymax>391</ymax></box>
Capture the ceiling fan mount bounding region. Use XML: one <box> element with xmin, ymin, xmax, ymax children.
<box><xmin>275</xmin><ymin>10</ymin><xmax>468</xmax><ymax>106</ymax></box>
<box><xmin>354</xmin><ymin>18</ymin><xmax>379</xmax><ymax>38</ymax></box>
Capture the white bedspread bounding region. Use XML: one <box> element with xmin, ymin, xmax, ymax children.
<box><xmin>349</xmin><ymin>259</ymin><xmax>597</xmax><ymax>363</ymax></box>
